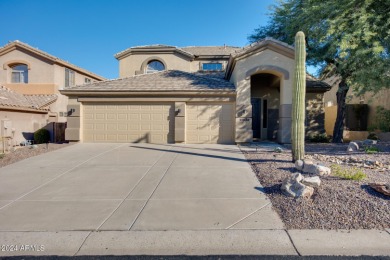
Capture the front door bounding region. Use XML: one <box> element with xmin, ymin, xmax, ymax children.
<box><xmin>251</xmin><ymin>98</ymin><xmax>261</xmax><ymax>140</ymax></box>
<box><xmin>251</xmin><ymin>98</ymin><xmax>268</xmax><ymax>140</ymax></box>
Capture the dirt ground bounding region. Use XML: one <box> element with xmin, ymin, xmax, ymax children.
<box><xmin>243</xmin><ymin>142</ymin><xmax>390</xmax><ymax>229</ymax></box>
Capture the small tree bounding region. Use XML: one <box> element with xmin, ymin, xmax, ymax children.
<box><xmin>291</xmin><ymin>31</ymin><xmax>306</xmax><ymax>162</ymax></box>
<box><xmin>248</xmin><ymin>0</ymin><xmax>390</xmax><ymax>143</ymax></box>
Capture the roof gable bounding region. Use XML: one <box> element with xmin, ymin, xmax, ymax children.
<box><xmin>0</xmin><ymin>41</ymin><xmax>106</xmax><ymax>81</ymax></box>
<box><xmin>225</xmin><ymin>38</ymin><xmax>295</xmax><ymax>80</ymax></box>
<box><xmin>114</xmin><ymin>45</ymin><xmax>195</xmax><ymax>60</ymax></box>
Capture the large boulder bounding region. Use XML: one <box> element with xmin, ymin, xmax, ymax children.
<box><xmin>281</xmin><ymin>173</ymin><xmax>314</xmax><ymax>199</ymax></box>
<box><xmin>300</xmin><ymin>160</ymin><xmax>331</xmax><ymax>176</ymax></box>
<box><xmin>302</xmin><ymin>176</ymin><xmax>321</xmax><ymax>188</ymax></box>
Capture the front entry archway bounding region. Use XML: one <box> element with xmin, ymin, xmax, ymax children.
<box><xmin>250</xmin><ymin>73</ymin><xmax>281</xmax><ymax>141</ymax></box>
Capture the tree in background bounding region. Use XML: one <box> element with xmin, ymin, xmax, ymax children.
<box><xmin>249</xmin><ymin>0</ymin><xmax>390</xmax><ymax>142</ymax></box>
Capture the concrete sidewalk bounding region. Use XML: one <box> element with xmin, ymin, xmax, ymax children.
<box><xmin>0</xmin><ymin>143</ymin><xmax>389</xmax><ymax>256</ymax></box>
<box><xmin>0</xmin><ymin>229</ymin><xmax>389</xmax><ymax>256</ymax></box>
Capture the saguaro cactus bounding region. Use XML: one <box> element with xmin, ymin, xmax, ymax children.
<box><xmin>292</xmin><ymin>31</ymin><xmax>306</xmax><ymax>162</ymax></box>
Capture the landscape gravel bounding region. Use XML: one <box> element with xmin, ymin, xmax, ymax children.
<box><xmin>0</xmin><ymin>143</ymin><xmax>73</xmax><ymax>168</ymax></box>
<box><xmin>243</xmin><ymin>142</ymin><xmax>390</xmax><ymax>230</ymax></box>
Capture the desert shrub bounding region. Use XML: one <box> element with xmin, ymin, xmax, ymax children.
<box><xmin>34</xmin><ymin>129</ymin><xmax>50</xmax><ymax>144</ymax></box>
<box><xmin>364</xmin><ymin>146</ymin><xmax>380</xmax><ymax>154</ymax></box>
<box><xmin>367</xmin><ymin>132</ymin><xmax>378</xmax><ymax>140</ymax></box>
<box><xmin>308</xmin><ymin>133</ymin><xmax>331</xmax><ymax>143</ymax></box>
<box><xmin>330</xmin><ymin>164</ymin><xmax>367</xmax><ymax>181</ymax></box>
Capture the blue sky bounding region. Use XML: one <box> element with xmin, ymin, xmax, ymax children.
<box><xmin>0</xmin><ymin>0</ymin><xmax>275</xmax><ymax>79</ymax></box>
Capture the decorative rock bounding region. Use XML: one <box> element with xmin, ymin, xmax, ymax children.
<box><xmin>302</xmin><ymin>176</ymin><xmax>321</xmax><ymax>188</ymax></box>
<box><xmin>315</xmin><ymin>165</ymin><xmax>331</xmax><ymax>176</ymax></box>
<box><xmin>369</xmin><ymin>183</ymin><xmax>390</xmax><ymax>197</ymax></box>
<box><xmin>347</xmin><ymin>142</ymin><xmax>359</xmax><ymax>152</ymax></box>
<box><xmin>281</xmin><ymin>173</ymin><xmax>314</xmax><ymax>199</ymax></box>
<box><xmin>29</xmin><ymin>145</ymin><xmax>38</xmax><ymax>149</ymax></box>
<box><xmin>302</xmin><ymin>160</ymin><xmax>318</xmax><ymax>174</ymax></box>
<box><xmin>295</xmin><ymin>160</ymin><xmax>304</xmax><ymax>171</ymax></box>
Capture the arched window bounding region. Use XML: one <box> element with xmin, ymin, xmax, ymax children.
<box><xmin>11</xmin><ymin>64</ymin><xmax>28</xmax><ymax>83</ymax></box>
<box><xmin>145</xmin><ymin>60</ymin><xmax>165</xmax><ymax>74</ymax></box>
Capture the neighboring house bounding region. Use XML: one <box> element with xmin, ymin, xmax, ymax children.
<box><xmin>62</xmin><ymin>38</ymin><xmax>330</xmax><ymax>144</ymax></box>
<box><xmin>0</xmin><ymin>86</ymin><xmax>57</xmax><ymax>145</ymax></box>
<box><xmin>323</xmin><ymin>76</ymin><xmax>390</xmax><ymax>140</ymax></box>
<box><xmin>0</xmin><ymin>40</ymin><xmax>106</xmax><ymax>144</ymax></box>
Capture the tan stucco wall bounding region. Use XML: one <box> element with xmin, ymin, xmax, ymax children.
<box><xmin>2</xmin><ymin>83</ymin><xmax>57</xmax><ymax>94</ymax></box>
<box><xmin>0</xmin><ymin>110</ymin><xmax>49</xmax><ymax>145</ymax></box>
<box><xmin>230</xmin><ymin>49</ymin><xmax>295</xmax><ymax>143</ymax></box>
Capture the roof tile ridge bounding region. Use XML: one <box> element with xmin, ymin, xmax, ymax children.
<box><xmin>67</xmin><ymin>70</ymin><xmax>170</xmax><ymax>89</ymax></box>
<box><xmin>115</xmin><ymin>44</ymin><xmax>178</xmax><ymax>57</ymax></box>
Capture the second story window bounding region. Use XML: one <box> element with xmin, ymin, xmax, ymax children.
<box><xmin>202</xmin><ymin>63</ymin><xmax>223</xmax><ymax>71</ymax></box>
<box><xmin>85</xmin><ymin>78</ymin><xmax>91</xmax><ymax>84</ymax></box>
<box><xmin>11</xmin><ymin>64</ymin><xmax>28</xmax><ymax>83</ymax></box>
<box><xmin>65</xmin><ymin>68</ymin><xmax>75</xmax><ymax>87</ymax></box>
<box><xmin>146</xmin><ymin>60</ymin><xmax>165</xmax><ymax>74</ymax></box>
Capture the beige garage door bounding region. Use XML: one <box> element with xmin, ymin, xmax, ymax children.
<box><xmin>83</xmin><ymin>103</ymin><xmax>174</xmax><ymax>143</ymax></box>
<box><xmin>186</xmin><ymin>103</ymin><xmax>235</xmax><ymax>144</ymax></box>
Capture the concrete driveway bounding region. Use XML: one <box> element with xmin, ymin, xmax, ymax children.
<box><xmin>0</xmin><ymin>143</ymin><xmax>284</xmax><ymax>231</ymax></box>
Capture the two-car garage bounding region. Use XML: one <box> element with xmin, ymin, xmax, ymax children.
<box><xmin>82</xmin><ymin>102</ymin><xmax>235</xmax><ymax>144</ymax></box>
<box><xmin>62</xmin><ymin>70</ymin><xmax>237</xmax><ymax>144</ymax></box>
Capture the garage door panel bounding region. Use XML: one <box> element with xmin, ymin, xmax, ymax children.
<box><xmin>186</xmin><ymin>103</ymin><xmax>234</xmax><ymax>144</ymax></box>
<box><xmin>83</xmin><ymin>103</ymin><xmax>174</xmax><ymax>143</ymax></box>
<box><xmin>117</xmin><ymin>114</ymin><xmax>127</xmax><ymax>120</ymax></box>
<box><xmin>95</xmin><ymin>114</ymin><xmax>105</xmax><ymax>120</ymax></box>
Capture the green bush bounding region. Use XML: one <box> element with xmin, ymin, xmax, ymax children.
<box><xmin>364</xmin><ymin>146</ymin><xmax>380</xmax><ymax>154</ymax></box>
<box><xmin>34</xmin><ymin>129</ymin><xmax>50</xmax><ymax>144</ymax></box>
<box><xmin>330</xmin><ymin>164</ymin><xmax>367</xmax><ymax>181</ymax></box>
<box><xmin>308</xmin><ymin>133</ymin><xmax>331</xmax><ymax>143</ymax></box>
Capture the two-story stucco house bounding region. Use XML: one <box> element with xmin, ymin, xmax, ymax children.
<box><xmin>62</xmin><ymin>39</ymin><xmax>330</xmax><ymax>144</ymax></box>
<box><xmin>0</xmin><ymin>41</ymin><xmax>105</xmax><ymax>144</ymax></box>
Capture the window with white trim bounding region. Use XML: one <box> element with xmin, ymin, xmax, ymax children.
<box><xmin>11</xmin><ymin>64</ymin><xmax>28</xmax><ymax>83</ymax></box>
<box><xmin>65</xmin><ymin>68</ymin><xmax>75</xmax><ymax>87</ymax></box>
